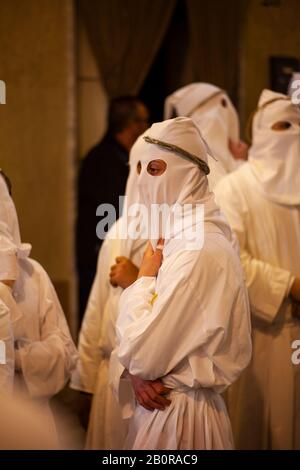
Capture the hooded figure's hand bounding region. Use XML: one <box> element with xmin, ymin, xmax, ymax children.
<box><xmin>109</xmin><ymin>257</ymin><xmax>139</xmax><ymax>289</ymax></box>
<box><xmin>138</xmin><ymin>239</ymin><xmax>164</xmax><ymax>279</ymax></box>
<box><xmin>129</xmin><ymin>373</ymin><xmax>171</xmax><ymax>411</ymax></box>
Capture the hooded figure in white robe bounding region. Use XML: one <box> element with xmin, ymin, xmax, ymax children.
<box><xmin>0</xmin><ymin>173</ymin><xmax>78</xmax><ymax>441</ymax></box>
<box><xmin>0</xmin><ymin>172</ymin><xmax>30</xmax><ymax>395</ymax></box>
<box><xmin>0</xmin><ymin>296</ymin><xmax>14</xmax><ymax>393</ymax></box>
<box><xmin>214</xmin><ymin>89</ymin><xmax>300</xmax><ymax>449</ymax></box>
<box><xmin>110</xmin><ymin>117</ymin><xmax>252</xmax><ymax>450</ymax></box>
<box><xmin>164</xmin><ymin>83</ymin><xmax>247</xmax><ymax>189</ymax></box>
<box><xmin>0</xmin><ymin>272</ymin><xmax>25</xmax><ymax>395</ymax></box>
<box><xmin>0</xmin><ymin>225</ymin><xmax>15</xmax><ymax>394</ymax></box>
<box><xmin>70</xmin><ymin>140</ymin><xmax>147</xmax><ymax>449</ymax></box>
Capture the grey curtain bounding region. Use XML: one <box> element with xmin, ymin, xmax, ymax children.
<box><xmin>186</xmin><ymin>0</ymin><xmax>250</xmax><ymax>103</ymax></box>
<box><xmin>78</xmin><ymin>0</ymin><xmax>176</xmax><ymax>98</ymax></box>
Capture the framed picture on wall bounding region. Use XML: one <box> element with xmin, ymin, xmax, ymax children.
<box><xmin>270</xmin><ymin>56</ymin><xmax>300</xmax><ymax>94</ymax></box>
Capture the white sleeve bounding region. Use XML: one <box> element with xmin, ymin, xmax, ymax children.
<box><xmin>116</xmin><ymin>250</ymin><xmax>251</xmax><ymax>391</ymax></box>
<box><xmin>239</xmin><ymin>251</ymin><xmax>292</xmax><ymax>323</ymax></box>
<box><xmin>18</xmin><ymin>270</ymin><xmax>78</xmax><ymax>399</ymax></box>
<box><xmin>215</xmin><ymin>177</ymin><xmax>292</xmax><ymax>324</ymax></box>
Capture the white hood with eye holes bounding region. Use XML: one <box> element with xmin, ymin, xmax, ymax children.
<box><xmin>249</xmin><ymin>89</ymin><xmax>300</xmax><ymax>205</ymax></box>
<box><xmin>164</xmin><ymin>82</ymin><xmax>241</xmax><ymax>187</ymax></box>
<box><xmin>134</xmin><ymin>117</ymin><xmax>232</xmax><ymax>252</ymax></box>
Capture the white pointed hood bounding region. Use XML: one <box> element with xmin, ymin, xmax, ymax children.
<box><xmin>164</xmin><ymin>82</ymin><xmax>240</xmax><ymax>178</ymax></box>
<box><xmin>248</xmin><ymin>89</ymin><xmax>300</xmax><ymax>205</ymax></box>
<box><xmin>133</xmin><ymin>117</ymin><xmax>232</xmax><ymax>251</ymax></box>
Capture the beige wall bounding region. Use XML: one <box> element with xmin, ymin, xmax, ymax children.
<box><xmin>77</xmin><ymin>18</ymin><xmax>108</xmax><ymax>159</ymax></box>
<box><xmin>0</xmin><ymin>0</ymin><xmax>77</xmax><ymax>334</ymax></box>
<box><xmin>239</xmin><ymin>0</ymin><xmax>300</xmax><ymax>133</ymax></box>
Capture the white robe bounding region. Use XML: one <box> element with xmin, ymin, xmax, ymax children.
<box><xmin>0</xmin><ymin>281</ymin><xmax>25</xmax><ymax>394</ymax></box>
<box><xmin>71</xmin><ymin>123</ymin><xmax>148</xmax><ymax>449</ymax></box>
<box><xmin>71</xmin><ymin>218</ymin><xmax>146</xmax><ymax>449</ymax></box>
<box><xmin>0</xmin><ymin>392</ymin><xmax>60</xmax><ymax>449</ymax></box>
<box><xmin>0</xmin><ymin>172</ymin><xmax>77</xmax><ymax>437</ymax></box>
<box><xmin>6</xmin><ymin>257</ymin><xmax>78</xmax><ymax>441</ymax></box>
<box><xmin>0</xmin><ymin>293</ymin><xmax>14</xmax><ymax>394</ymax></box>
<box><xmin>112</xmin><ymin>231</ymin><xmax>252</xmax><ymax>450</ymax></box>
<box><xmin>215</xmin><ymin>163</ymin><xmax>300</xmax><ymax>449</ymax></box>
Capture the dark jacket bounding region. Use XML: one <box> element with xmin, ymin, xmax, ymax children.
<box><xmin>76</xmin><ymin>132</ymin><xmax>129</xmax><ymax>317</ymax></box>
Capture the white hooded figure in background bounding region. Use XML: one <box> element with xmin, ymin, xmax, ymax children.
<box><xmin>0</xmin><ymin>172</ymin><xmax>30</xmax><ymax>395</ymax></box>
<box><xmin>0</xmin><ymin>226</ymin><xmax>16</xmax><ymax>394</ymax></box>
<box><xmin>164</xmin><ymin>82</ymin><xmax>248</xmax><ymax>189</ymax></box>
<box><xmin>71</xmin><ymin>138</ymin><xmax>147</xmax><ymax>449</ymax></box>
<box><xmin>110</xmin><ymin>117</ymin><xmax>252</xmax><ymax>450</ymax></box>
<box><xmin>214</xmin><ymin>89</ymin><xmax>300</xmax><ymax>449</ymax></box>
<box><xmin>0</xmin><ymin>294</ymin><xmax>14</xmax><ymax>394</ymax></box>
<box><xmin>0</xmin><ymin>261</ymin><xmax>25</xmax><ymax>396</ymax></box>
<box><xmin>0</xmin><ymin>172</ymin><xmax>78</xmax><ymax>444</ymax></box>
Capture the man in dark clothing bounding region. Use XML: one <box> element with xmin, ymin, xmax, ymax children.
<box><xmin>76</xmin><ymin>96</ymin><xmax>149</xmax><ymax>320</ymax></box>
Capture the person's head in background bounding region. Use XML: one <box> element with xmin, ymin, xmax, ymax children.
<box><xmin>164</xmin><ymin>83</ymin><xmax>248</xmax><ymax>162</ymax></box>
<box><xmin>108</xmin><ymin>96</ymin><xmax>149</xmax><ymax>152</ymax></box>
